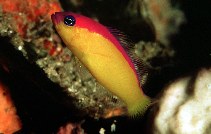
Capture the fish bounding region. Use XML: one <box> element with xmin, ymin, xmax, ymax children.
<box><xmin>51</xmin><ymin>12</ymin><xmax>150</xmax><ymax>117</ymax></box>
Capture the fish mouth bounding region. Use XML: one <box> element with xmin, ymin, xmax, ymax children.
<box><xmin>51</xmin><ymin>12</ymin><xmax>61</xmax><ymax>25</ymax></box>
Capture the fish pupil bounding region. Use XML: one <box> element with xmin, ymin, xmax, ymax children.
<box><xmin>64</xmin><ymin>15</ymin><xmax>76</xmax><ymax>26</ymax></box>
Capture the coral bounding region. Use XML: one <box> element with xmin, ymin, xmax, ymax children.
<box><xmin>57</xmin><ymin>122</ymin><xmax>85</xmax><ymax>134</ymax></box>
<box><xmin>0</xmin><ymin>0</ymin><xmax>62</xmax><ymax>37</ymax></box>
<box><xmin>150</xmin><ymin>68</ymin><xmax>211</xmax><ymax>134</ymax></box>
<box><xmin>142</xmin><ymin>0</ymin><xmax>185</xmax><ymax>45</ymax></box>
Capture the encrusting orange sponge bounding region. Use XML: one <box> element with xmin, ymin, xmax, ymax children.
<box><xmin>0</xmin><ymin>81</ymin><xmax>22</xmax><ymax>133</ymax></box>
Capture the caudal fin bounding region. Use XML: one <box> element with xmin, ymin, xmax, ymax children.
<box><xmin>127</xmin><ymin>95</ymin><xmax>151</xmax><ymax>117</ymax></box>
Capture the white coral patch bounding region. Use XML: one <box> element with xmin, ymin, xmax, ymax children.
<box><xmin>153</xmin><ymin>68</ymin><xmax>211</xmax><ymax>134</ymax></box>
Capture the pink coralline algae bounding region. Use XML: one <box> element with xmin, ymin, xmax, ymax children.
<box><xmin>0</xmin><ymin>0</ymin><xmax>62</xmax><ymax>37</ymax></box>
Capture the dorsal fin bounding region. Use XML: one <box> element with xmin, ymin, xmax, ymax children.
<box><xmin>108</xmin><ymin>27</ymin><xmax>135</xmax><ymax>50</ymax></box>
<box><xmin>108</xmin><ymin>28</ymin><xmax>148</xmax><ymax>85</ymax></box>
<box><xmin>127</xmin><ymin>50</ymin><xmax>148</xmax><ymax>85</ymax></box>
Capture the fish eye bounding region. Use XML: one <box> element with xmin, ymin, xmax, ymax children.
<box><xmin>64</xmin><ymin>15</ymin><xmax>76</xmax><ymax>26</ymax></box>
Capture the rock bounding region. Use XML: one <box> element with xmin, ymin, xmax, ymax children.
<box><xmin>151</xmin><ymin>68</ymin><xmax>211</xmax><ymax>134</ymax></box>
